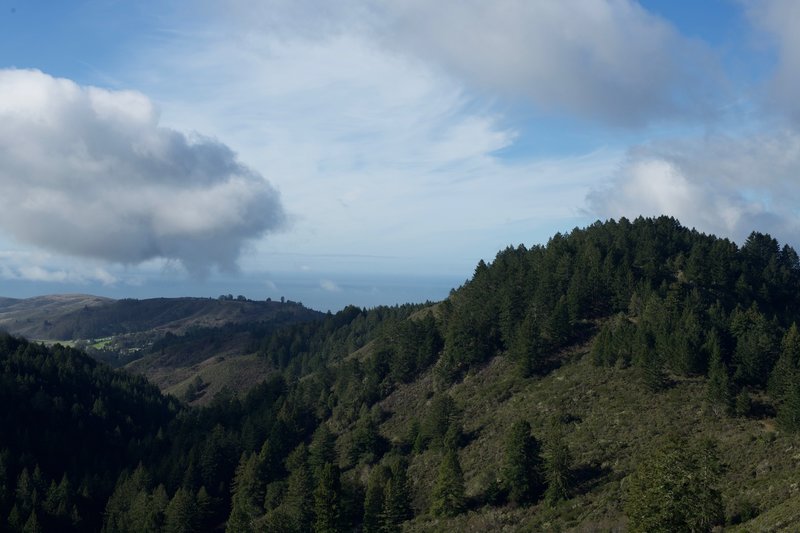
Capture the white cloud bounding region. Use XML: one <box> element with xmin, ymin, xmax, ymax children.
<box><xmin>746</xmin><ymin>0</ymin><xmax>800</xmax><ymax>122</ymax></box>
<box><xmin>0</xmin><ymin>69</ymin><xmax>286</xmax><ymax>275</ymax></box>
<box><xmin>0</xmin><ymin>250</ymin><xmax>120</xmax><ymax>285</ymax></box>
<box><xmin>319</xmin><ymin>279</ymin><xmax>342</xmax><ymax>293</ymax></box>
<box><xmin>588</xmin><ymin>130</ymin><xmax>800</xmax><ymax>245</ymax></box>
<box><xmin>207</xmin><ymin>0</ymin><xmax>721</xmax><ymax>127</ymax></box>
<box><xmin>126</xmin><ymin>28</ymin><xmax>622</xmax><ymax>275</ymax></box>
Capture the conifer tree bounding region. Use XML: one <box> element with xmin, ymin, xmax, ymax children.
<box><xmin>309</xmin><ymin>424</ymin><xmax>337</xmax><ymax>475</ymax></box>
<box><xmin>545</xmin><ymin>296</ymin><xmax>572</xmax><ymax>348</ymax></box>
<box><xmin>313</xmin><ymin>463</ymin><xmax>341</xmax><ymax>533</ymax></box>
<box><xmin>503</xmin><ymin>420</ymin><xmax>544</xmax><ymax>505</ymax></box>
<box><xmin>23</xmin><ymin>510</ymin><xmax>42</xmax><ymax>533</ymax></box>
<box><xmin>735</xmin><ymin>389</ymin><xmax>752</xmax><ymax>417</ymax></box>
<box><xmin>625</xmin><ymin>437</ymin><xmax>723</xmax><ymax>532</ymax></box>
<box><xmin>227</xmin><ymin>452</ymin><xmax>264</xmax><ymax>533</ymax></box>
<box><xmin>705</xmin><ymin>333</ymin><xmax>733</xmax><ymax>416</ymax></box>
<box><xmin>430</xmin><ymin>449</ymin><xmax>465</xmax><ymax>517</ymax></box>
<box><xmin>8</xmin><ymin>504</ymin><xmax>22</xmax><ymax>532</ymax></box>
<box><xmin>511</xmin><ymin>308</ymin><xmax>545</xmax><ymax>378</ymax></box>
<box><xmin>382</xmin><ymin>458</ymin><xmax>412</xmax><ymax>531</ymax></box>
<box><xmin>769</xmin><ymin>323</ymin><xmax>800</xmax><ymax>400</ymax></box>
<box><xmin>165</xmin><ymin>487</ymin><xmax>197</xmax><ymax>533</ymax></box>
<box><xmin>350</xmin><ymin>406</ymin><xmax>382</xmax><ymax>464</ymax></box>
<box><xmin>283</xmin><ymin>444</ymin><xmax>313</xmax><ymax>532</ymax></box>
<box><xmin>362</xmin><ymin>468</ymin><xmax>386</xmax><ymax>533</ymax></box>
<box><xmin>544</xmin><ymin>422</ymin><xmax>572</xmax><ymax>505</ymax></box>
<box><xmin>777</xmin><ymin>370</ymin><xmax>800</xmax><ymax>432</ymax></box>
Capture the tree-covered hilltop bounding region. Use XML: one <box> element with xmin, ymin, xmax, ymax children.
<box><xmin>6</xmin><ymin>216</ymin><xmax>800</xmax><ymax>531</ymax></box>
<box><xmin>0</xmin><ymin>333</ymin><xmax>178</xmax><ymax>532</ymax></box>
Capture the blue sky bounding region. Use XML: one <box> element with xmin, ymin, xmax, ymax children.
<box><xmin>1</xmin><ymin>0</ymin><xmax>799</xmax><ymax>311</ymax></box>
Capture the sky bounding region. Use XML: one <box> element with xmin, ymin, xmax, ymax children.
<box><xmin>0</xmin><ymin>0</ymin><xmax>799</xmax><ymax>311</ymax></box>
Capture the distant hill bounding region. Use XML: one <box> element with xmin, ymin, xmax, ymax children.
<box><xmin>0</xmin><ymin>294</ymin><xmax>113</xmax><ymax>338</ymax></box>
<box><xmin>0</xmin><ymin>294</ymin><xmax>320</xmax><ymax>341</ymax></box>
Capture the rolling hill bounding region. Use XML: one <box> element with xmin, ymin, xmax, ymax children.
<box><xmin>4</xmin><ymin>216</ymin><xmax>800</xmax><ymax>531</ymax></box>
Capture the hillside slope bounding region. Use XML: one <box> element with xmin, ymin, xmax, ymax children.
<box><xmin>0</xmin><ymin>295</ymin><xmax>320</xmax><ymax>341</ymax></box>
<box><xmin>0</xmin><ymin>294</ymin><xmax>112</xmax><ymax>338</ymax></box>
<box><xmin>5</xmin><ymin>217</ymin><xmax>800</xmax><ymax>532</ymax></box>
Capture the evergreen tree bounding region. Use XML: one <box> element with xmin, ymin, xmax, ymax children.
<box><xmin>382</xmin><ymin>458</ymin><xmax>412</xmax><ymax>531</ymax></box>
<box><xmin>195</xmin><ymin>487</ymin><xmax>212</xmax><ymax>529</ymax></box>
<box><xmin>283</xmin><ymin>444</ymin><xmax>313</xmax><ymax>532</ymax></box>
<box><xmin>362</xmin><ymin>467</ymin><xmax>386</xmax><ymax>533</ymax></box>
<box><xmin>511</xmin><ymin>308</ymin><xmax>545</xmax><ymax>378</ymax></box>
<box><xmin>625</xmin><ymin>437</ymin><xmax>723</xmax><ymax>532</ymax></box>
<box><xmin>419</xmin><ymin>394</ymin><xmax>462</xmax><ymax>451</ymax></box>
<box><xmin>164</xmin><ymin>487</ymin><xmax>197</xmax><ymax>533</ymax></box>
<box><xmin>502</xmin><ymin>420</ymin><xmax>544</xmax><ymax>505</ymax></box>
<box><xmin>769</xmin><ymin>323</ymin><xmax>800</xmax><ymax>400</ymax></box>
<box><xmin>227</xmin><ymin>452</ymin><xmax>265</xmax><ymax>532</ymax></box>
<box><xmin>545</xmin><ymin>296</ymin><xmax>572</xmax><ymax>348</ymax></box>
<box><xmin>430</xmin><ymin>449</ymin><xmax>465</xmax><ymax>517</ymax></box>
<box><xmin>705</xmin><ymin>333</ymin><xmax>733</xmax><ymax>416</ymax></box>
<box><xmin>313</xmin><ymin>463</ymin><xmax>341</xmax><ymax>533</ymax></box>
<box><xmin>590</xmin><ymin>323</ymin><xmax>613</xmax><ymax>367</ymax></box>
<box><xmin>308</xmin><ymin>424</ymin><xmax>337</xmax><ymax>475</ymax></box>
<box><xmin>8</xmin><ymin>504</ymin><xmax>22</xmax><ymax>532</ymax></box>
<box><xmin>23</xmin><ymin>510</ymin><xmax>42</xmax><ymax>533</ymax></box>
<box><xmin>543</xmin><ymin>422</ymin><xmax>572</xmax><ymax>505</ymax></box>
<box><xmin>350</xmin><ymin>406</ymin><xmax>383</xmax><ymax>464</ymax></box>
<box><xmin>735</xmin><ymin>389</ymin><xmax>752</xmax><ymax>417</ymax></box>
<box><xmin>777</xmin><ymin>371</ymin><xmax>800</xmax><ymax>432</ymax></box>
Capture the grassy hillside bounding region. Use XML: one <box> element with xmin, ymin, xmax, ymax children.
<box><xmin>0</xmin><ymin>294</ymin><xmax>112</xmax><ymax>338</ymax></box>
<box><xmin>6</xmin><ymin>217</ymin><xmax>800</xmax><ymax>532</ymax></box>
<box><xmin>372</xmin><ymin>335</ymin><xmax>800</xmax><ymax>531</ymax></box>
<box><xmin>0</xmin><ymin>295</ymin><xmax>320</xmax><ymax>341</ymax></box>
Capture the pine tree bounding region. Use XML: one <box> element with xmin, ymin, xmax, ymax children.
<box><xmin>769</xmin><ymin>323</ymin><xmax>800</xmax><ymax>400</ymax></box>
<box><xmin>22</xmin><ymin>510</ymin><xmax>42</xmax><ymax>533</ymax></box>
<box><xmin>165</xmin><ymin>487</ymin><xmax>197</xmax><ymax>533</ymax></box>
<box><xmin>778</xmin><ymin>370</ymin><xmax>800</xmax><ymax>432</ymax></box>
<box><xmin>8</xmin><ymin>504</ymin><xmax>22</xmax><ymax>532</ymax></box>
<box><xmin>43</xmin><ymin>474</ymin><xmax>71</xmax><ymax>519</ymax></box>
<box><xmin>350</xmin><ymin>406</ymin><xmax>382</xmax><ymax>464</ymax></box>
<box><xmin>705</xmin><ymin>333</ymin><xmax>733</xmax><ymax>416</ymax></box>
<box><xmin>227</xmin><ymin>452</ymin><xmax>265</xmax><ymax>532</ymax></box>
<box><xmin>503</xmin><ymin>420</ymin><xmax>544</xmax><ymax>505</ymax></box>
<box><xmin>195</xmin><ymin>487</ymin><xmax>212</xmax><ymax>530</ymax></box>
<box><xmin>382</xmin><ymin>458</ymin><xmax>412</xmax><ymax>531</ymax></box>
<box><xmin>430</xmin><ymin>449</ymin><xmax>465</xmax><ymax>517</ymax></box>
<box><xmin>309</xmin><ymin>424</ymin><xmax>337</xmax><ymax>475</ymax></box>
<box><xmin>511</xmin><ymin>309</ymin><xmax>545</xmax><ymax>378</ymax></box>
<box><xmin>642</xmin><ymin>351</ymin><xmax>667</xmax><ymax>392</ymax></box>
<box><xmin>544</xmin><ymin>422</ymin><xmax>572</xmax><ymax>505</ymax></box>
<box><xmin>313</xmin><ymin>463</ymin><xmax>341</xmax><ymax>533</ymax></box>
<box><xmin>625</xmin><ymin>437</ymin><xmax>723</xmax><ymax>532</ymax></box>
<box><xmin>283</xmin><ymin>444</ymin><xmax>313</xmax><ymax>532</ymax></box>
<box><xmin>735</xmin><ymin>389</ymin><xmax>752</xmax><ymax>417</ymax></box>
<box><xmin>545</xmin><ymin>296</ymin><xmax>572</xmax><ymax>348</ymax></box>
<box><xmin>362</xmin><ymin>468</ymin><xmax>386</xmax><ymax>533</ymax></box>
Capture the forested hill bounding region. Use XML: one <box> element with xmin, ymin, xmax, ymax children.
<box><xmin>5</xmin><ymin>216</ymin><xmax>800</xmax><ymax>531</ymax></box>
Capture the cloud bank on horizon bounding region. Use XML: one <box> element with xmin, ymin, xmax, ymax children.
<box><xmin>4</xmin><ymin>0</ymin><xmax>800</xmax><ymax>303</ymax></box>
<box><xmin>0</xmin><ymin>69</ymin><xmax>285</xmax><ymax>275</ymax></box>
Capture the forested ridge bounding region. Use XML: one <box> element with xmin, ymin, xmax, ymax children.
<box><xmin>5</xmin><ymin>216</ymin><xmax>800</xmax><ymax>531</ymax></box>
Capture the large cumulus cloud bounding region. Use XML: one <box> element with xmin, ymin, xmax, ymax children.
<box><xmin>0</xmin><ymin>69</ymin><xmax>285</xmax><ymax>274</ymax></box>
